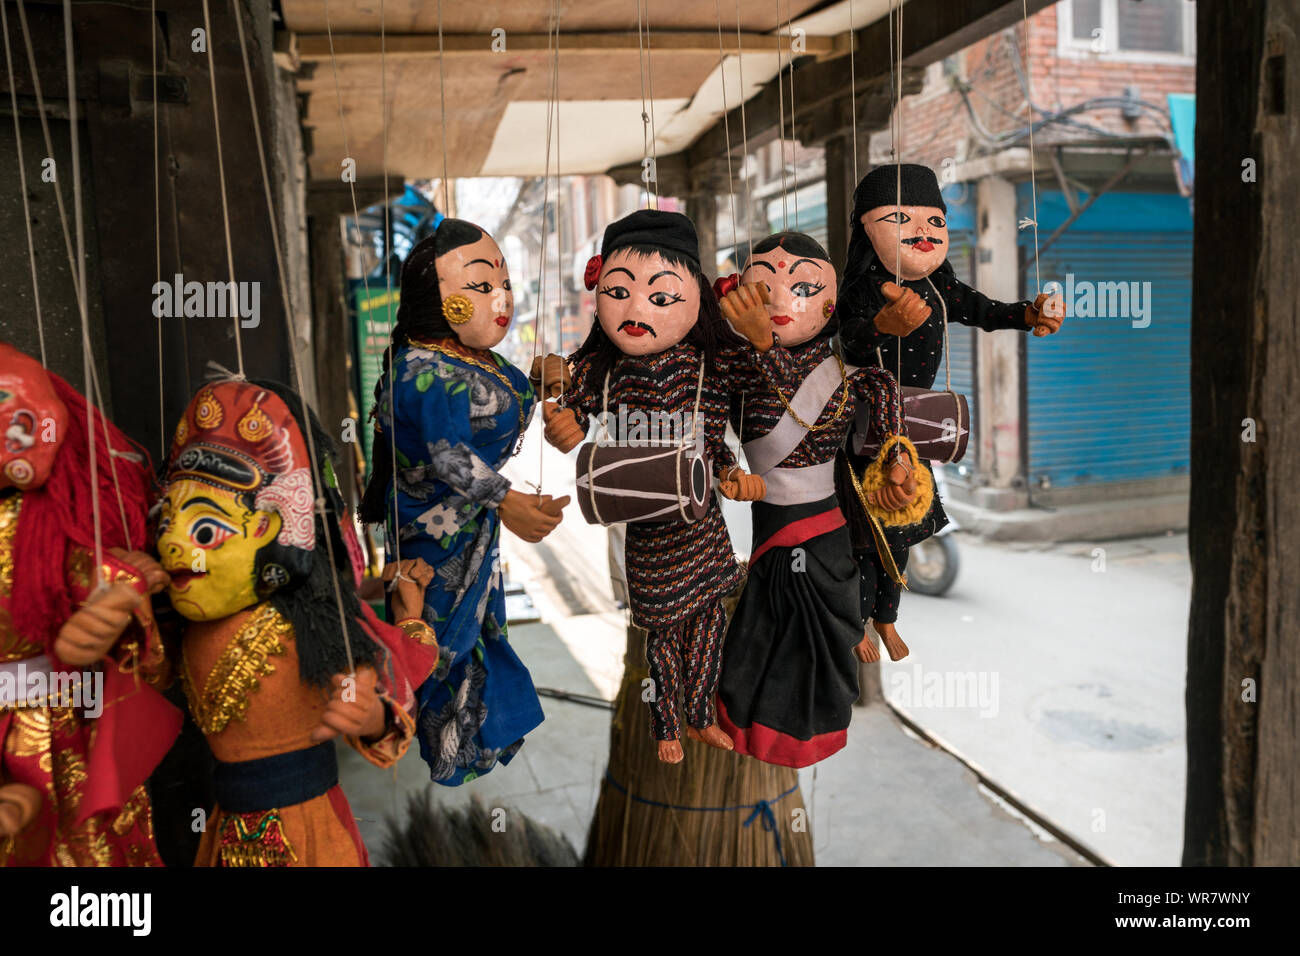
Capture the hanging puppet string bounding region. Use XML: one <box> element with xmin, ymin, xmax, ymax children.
<box><xmin>60</xmin><ymin>0</ymin><xmax>105</xmax><ymax>584</ymax></box>
<box><xmin>714</xmin><ymin>0</ymin><xmax>746</xmax><ymax>464</ymax></box>
<box><xmin>528</xmin><ymin>2</ymin><xmax>556</xmax><ymax>382</ymax></box>
<box><xmin>774</xmin><ymin>0</ymin><xmax>788</xmax><ymax>230</ymax></box>
<box><xmin>636</xmin><ymin>0</ymin><xmax>658</xmax><ymax>210</ymax></box>
<box><xmin>379</xmin><ymin>0</ymin><xmax>407</xmax><ymax>587</ymax></box>
<box><xmin>848</xmin><ymin>0</ymin><xmax>858</xmax><ymax>183</ymax></box>
<box><xmin>12</xmin><ymin>1</ymin><xmax>138</xmax><ymax>555</ymax></box>
<box><xmin>735</xmin><ymin>0</ymin><xmax>754</xmax><ymax>263</ymax></box>
<box><xmin>152</xmin><ymin>0</ymin><xmax>164</xmax><ymax>460</ymax></box>
<box><xmin>532</xmin><ymin>0</ymin><xmax>562</xmax><ymax>493</ymax></box>
<box><xmin>550</xmin><ymin>0</ymin><xmax>564</xmax><ymax>413</ymax></box>
<box><xmin>323</xmin><ymin>0</ymin><xmax>402</xmax><ymax>579</ymax></box>
<box><xmin>1</xmin><ymin>1</ymin><xmax>45</xmax><ymax>366</ymax></box>
<box><xmin>437</xmin><ymin>0</ymin><xmax>450</xmax><ymax>199</ymax></box>
<box><xmin>234</xmin><ymin>0</ymin><xmax>357</xmax><ymax>675</ymax></box>
<box><xmin>785</xmin><ymin>0</ymin><xmax>799</xmax><ymax>229</ymax></box>
<box><xmin>199</xmin><ymin>0</ymin><xmax>244</xmax><ymax>379</ymax></box>
<box><xmin>1020</xmin><ymin>0</ymin><xmax>1042</xmax><ymax>294</ymax></box>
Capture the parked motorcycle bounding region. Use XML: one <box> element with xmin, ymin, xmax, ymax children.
<box><xmin>906</xmin><ymin>464</ymin><xmax>960</xmax><ymax>597</ymax></box>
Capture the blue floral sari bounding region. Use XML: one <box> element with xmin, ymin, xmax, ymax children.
<box><xmin>374</xmin><ymin>339</ymin><xmax>543</xmax><ymax>785</ymax></box>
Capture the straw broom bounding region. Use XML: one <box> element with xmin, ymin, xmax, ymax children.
<box><xmin>585</xmin><ymin>602</ymin><xmax>815</xmax><ymax>867</ymax></box>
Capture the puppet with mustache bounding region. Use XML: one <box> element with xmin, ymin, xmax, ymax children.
<box><xmin>836</xmin><ymin>164</ymin><xmax>1065</xmax><ymax>659</ymax></box>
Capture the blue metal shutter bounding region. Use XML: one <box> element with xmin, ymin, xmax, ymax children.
<box><xmin>944</xmin><ymin>228</ymin><xmax>978</xmax><ymax>469</ymax></box>
<box><xmin>1021</xmin><ymin>227</ymin><xmax>1192</xmax><ymax>489</ymax></box>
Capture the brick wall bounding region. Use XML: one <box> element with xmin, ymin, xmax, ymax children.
<box><xmin>869</xmin><ymin>4</ymin><xmax>1195</xmax><ymax>172</ymax></box>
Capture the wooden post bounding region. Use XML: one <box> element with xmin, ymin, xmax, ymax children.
<box><xmin>1184</xmin><ymin>0</ymin><xmax>1300</xmax><ymax>866</ymax></box>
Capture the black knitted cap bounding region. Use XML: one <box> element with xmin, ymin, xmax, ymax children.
<box><xmin>601</xmin><ymin>209</ymin><xmax>700</xmax><ymax>272</ymax></box>
<box><xmin>852</xmin><ymin>163</ymin><xmax>947</xmax><ymax>216</ymax></box>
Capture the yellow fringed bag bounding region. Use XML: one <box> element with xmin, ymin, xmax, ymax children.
<box><xmin>845</xmin><ymin>434</ymin><xmax>933</xmax><ymax>587</ymax></box>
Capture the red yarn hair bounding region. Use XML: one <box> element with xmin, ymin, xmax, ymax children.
<box><xmin>10</xmin><ymin>370</ymin><xmax>154</xmax><ymax>649</ymax></box>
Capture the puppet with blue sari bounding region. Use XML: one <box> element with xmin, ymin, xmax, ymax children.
<box><xmin>361</xmin><ymin>219</ymin><xmax>569</xmax><ymax>786</ymax></box>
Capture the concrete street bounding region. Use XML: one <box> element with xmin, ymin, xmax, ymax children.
<box><xmin>342</xmin><ymin>419</ymin><xmax>1191</xmax><ymax>866</ymax></box>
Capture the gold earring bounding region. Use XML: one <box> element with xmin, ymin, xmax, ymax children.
<box><xmin>442</xmin><ymin>294</ymin><xmax>474</xmax><ymax>325</ymax></box>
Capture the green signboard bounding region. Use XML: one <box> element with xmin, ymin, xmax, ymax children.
<box><xmin>354</xmin><ymin>284</ymin><xmax>399</xmax><ymax>476</ymax></box>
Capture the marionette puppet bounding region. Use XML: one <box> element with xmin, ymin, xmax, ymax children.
<box><xmin>836</xmin><ymin>164</ymin><xmax>1064</xmax><ymax>660</ymax></box>
<box><xmin>540</xmin><ymin>209</ymin><xmax>788</xmax><ymax>764</ymax></box>
<box><xmin>359</xmin><ymin>218</ymin><xmax>565</xmax><ymax>787</ymax></box>
<box><xmin>710</xmin><ymin>232</ymin><xmax>921</xmax><ymax>768</ymax></box>
<box><xmin>0</xmin><ymin>342</ymin><xmax>180</xmax><ymax>866</ymax></box>
<box><xmin>159</xmin><ymin>379</ymin><xmax>438</xmax><ymax>866</ymax></box>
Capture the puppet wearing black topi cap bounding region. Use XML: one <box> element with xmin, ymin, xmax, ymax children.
<box><xmin>835</xmin><ymin>163</ymin><xmax>1066</xmax><ymax>661</ymax></box>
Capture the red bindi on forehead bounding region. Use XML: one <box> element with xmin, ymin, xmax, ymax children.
<box><xmin>778</xmin><ymin>261</ymin><xmax>786</xmax><ymax>268</ymax></box>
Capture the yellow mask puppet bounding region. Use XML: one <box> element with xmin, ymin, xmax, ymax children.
<box><xmin>159</xmin><ymin>383</ymin><xmax>316</xmax><ymax>622</ymax></box>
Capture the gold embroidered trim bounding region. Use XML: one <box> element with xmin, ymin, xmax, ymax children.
<box><xmin>0</xmin><ymin>493</ymin><xmax>18</xmax><ymax>598</ymax></box>
<box><xmin>0</xmin><ymin>494</ymin><xmax>43</xmax><ymax>663</ymax></box>
<box><xmin>183</xmin><ymin>604</ymin><xmax>291</xmax><ymax>735</ymax></box>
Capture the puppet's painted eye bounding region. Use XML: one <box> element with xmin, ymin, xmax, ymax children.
<box><xmin>599</xmin><ymin>286</ymin><xmax>630</xmax><ymax>300</ymax></box>
<box><xmin>928</xmin><ymin>216</ymin><xmax>946</xmax><ymax>228</ymax></box>
<box><xmin>648</xmin><ymin>291</ymin><xmax>685</xmax><ymax>307</ymax></box>
<box><xmin>875</xmin><ymin>211</ymin><xmax>911</xmax><ymax>225</ymax></box>
<box><xmin>463</xmin><ymin>281</ymin><xmax>492</xmax><ymax>294</ymax></box>
<box><xmin>791</xmin><ymin>281</ymin><xmax>826</xmax><ymax>298</ymax></box>
<box><xmin>501</xmin><ymin>279</ymin><xmax>512</xmax><ymax>291</ymax></box>
<box><xmin>190</xmin><ymin>516</ymin><xmax>237</xmax><ymax>549</ymax></box>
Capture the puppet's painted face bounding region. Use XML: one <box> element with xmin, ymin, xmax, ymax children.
<box><xmin>156</xmin><ymin>478</ymin><xmax>281</xmax><ymax>621</ymax></box>
<box><xmin>742</xmin><ymin>247</ymin><xmax>838</xmax><ymax>348</ymax></box>
<box><xmin>596</xmin><ymin>249</ymin><xmax>700</xmax><ymax>356</ymax></box>
<box><xmin>437</xmin><ymin>231</ymin><xmax>514</xmax><ymax>350</ymax></box>
<box><xmin>0</xmin><ymin>345</ymin><xmax>67</xmax><ymax>491</ymax></box>
<box><xmin>861</xmin><ymin>204</ymin><xmax>949</xmax><ymax>281</ymax></box>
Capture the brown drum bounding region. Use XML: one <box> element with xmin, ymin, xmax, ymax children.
<box><xmin>575</xmin><ymin>442</ymin><xmax>712</xmax><ymax>525</ymax></box>
<box><xmin>854</xmin><ymin>386</ymin><xmax>970</xmax><ymax>463</ymax></box>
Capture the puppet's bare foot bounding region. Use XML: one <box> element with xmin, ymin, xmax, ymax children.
<box><xmin>657</xmin><ymin>739</ymin><xmax>684</xmax><ymax>764</ymax></box>
<box><xmin>853</xmin><ymin>630</ymin><xmax>881</xmax><ymax>664</ymax></box>
<box><xmin>686</xmin><ymin>723</ymin><xmax>734</xmax><ymax>751</ymax></box>
<box><xmin>873</xmin><ymin>620</ymin><xmax>910</xmax><ymax>661</ymax></box>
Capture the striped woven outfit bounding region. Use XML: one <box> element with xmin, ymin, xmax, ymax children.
<box><xmin>567</xmin><ymin>334</ymin><xmax>791</xmax><ymax>740</ymax></box>
<box><xmin>718</xmin><ymin>334</ymin><xmax>901</xmax><ymax>766</ymax></box>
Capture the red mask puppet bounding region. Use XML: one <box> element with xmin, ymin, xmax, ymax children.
<box><xmin>0</xmin><ymin>343</ymin><xmax>67</xmax><ymax>491</ymax></box>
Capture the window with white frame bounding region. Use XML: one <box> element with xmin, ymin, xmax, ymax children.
<box><xmin>1060</xmin><ymin>0</ymin><xmax>1195</xmax><ymax>59</ymax></box>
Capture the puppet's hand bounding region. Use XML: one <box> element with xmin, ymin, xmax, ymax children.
<box><xmin>719</xmin><ymin>283</ymin><xmax>775</xmax><ymax>351</ymax></box>
<box><xmin>54</xmin><ymin>581</ymin><xmax>143</xmax><ymax>666</ymax></box>
<box><xmin>312</xmin><ymin>669</ymin><xmax>386</xmax><ymax>744</ymax></box>
<box><xmin>542</xmin><ymin>401</ymin><xmax>585</xmax><ymax>452</ymax></box>
<box><xmin>0</xmin><ymin>782</ymin><xmax>42</xmax><ymax>838</ymax></box>
<box><xmin>499</xmin><ymin>488</ymin><xmax>566</xmax><ymax>543</ymax></box>
<box><xmin>867</xmin><ymin>454</ymin><xmax>918</xmax><ymax>512</ymax></box>
<box><xmin>718</xmin><ymin>467</ymin><xmax>767</xmax><ymax>502</ymax></box>
<box><xmin>874</xmin><ymin>282</ymin><xmax>931</xmax><ymax>336</ymax></box>
<box><xmin>108</xmin><ymin>547</ymin><xmax>170</xmax><ymax>595</ymax></box>
<box><xmin>1026</xmin><ymin>291</ymin><xmax>1065</xmax><ymax>337</ymax></box>
<box><xmin>383</xmin><ymin>557</ymin><xmax>435</xmax><ymax>622</ymax></box>
<box><xmin>529</xmin><ymin>354</ymin><xmax>572</xmax><ymax>399</ymax></box>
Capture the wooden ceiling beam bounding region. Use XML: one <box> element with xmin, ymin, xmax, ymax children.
<box><xmin>680</xmin><ymin>0</ymin><xmax>1057</xmax><ymax>167</ymax></box>
<box><xmin>292</xmin><ymin>30</ymin><xmax>842</xmax><ymax>62</ymax></box>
